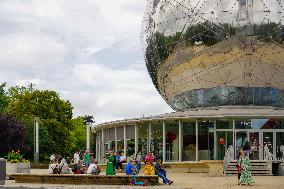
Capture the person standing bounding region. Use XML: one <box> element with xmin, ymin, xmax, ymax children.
<box><xmin>84</xmin><ymin>150</ymin><xmax>91</xmax><ymax>167</ymax></box>
<box><xmin>106</xmin><ymin>151</ymin><xmax>115</xmax><ymax>175</ymax></box>
<box><xmin>239</xmin><ymin>148</ymin><xmax>254</xmax><ymax>185</ymax></box>
<box><xmin>74</xmin><ymin>151</ymin><xmax>80</xmax><ymax>164</ymax></box>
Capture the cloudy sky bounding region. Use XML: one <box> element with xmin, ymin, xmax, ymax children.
<box><xmin>0</xmin><ymin>0</ymin><xmax>172</xmax><ymax>123</ymax></box>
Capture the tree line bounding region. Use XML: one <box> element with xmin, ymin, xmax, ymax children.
<box><xmin>0</xmin><ymin>83</ymin><xmax>92</xmax><ymax>162</ymax></box>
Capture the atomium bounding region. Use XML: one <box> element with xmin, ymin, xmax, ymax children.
<box><xmin>141</xmin><ymin>0</ymin><xmax>284</xmax><ymax>111</ymax></box>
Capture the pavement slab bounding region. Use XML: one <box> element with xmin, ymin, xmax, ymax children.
<box><xmin>1</xmin><ymin>173</ymin><xmax>284</xmax><ymax>189</ymax></box>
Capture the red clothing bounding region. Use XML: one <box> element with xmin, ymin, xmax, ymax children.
<box><xmin>145</xmin><ymin>154</ymin><xmax>155</xmax><ymax>164</ymax></box>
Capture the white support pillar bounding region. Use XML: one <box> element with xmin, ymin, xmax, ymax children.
<box><xmin>214</xmin><ymin>120</ymin><xmax>217</xmax><ymax>160</ymax></box>
<box><xmin>124</xmin><ymin>125</ymin><xmax>127</xmax><ymax>154</ymax></box>
<box><xmin>86</xmin><ymin>123</ymin><xmax>91</xmax><ymax>150</ymax></box>
<box><xmin>95</xmin><ymin>133</ymin><xmax>98</xmax><ymax>160</ymax></box>
<box><xmin>179</xmin><ymin>120</ymin><xmax>182</xmax><ymax>162</ymax></box>
<box><xmin>97</xmin><ymin>132</ymin><xmax>100</xmax><ymax>162</ymax></box>
<box><xmin>34</xmin><ymin>117</ymin><xmax>39</xmax><ymax>163</ymax></box>
<box><xmin>101</xmin><ymin>129</ymin><xmax>105</xmax><ymax>163</ymax></box>
<box><xmin>233</xmin><ymin>118</ymin><xmax>236</xmax><ymax>159</ymax></box>
<box><xmin>195</xmin><ymin>119</ymin><xmax>199</xmax><ymax>162</ymax></box>
<box><xmin>115</xmin><ymin>127</ymin><xmax>117</xmax><ymax>152</ymax></box>
<box><xmin>148</xmin><ymin>123</ymin><xmax>152</xmax><ymax>152</ymax></box>
<box><xmin>135</xmin><ymin>124</ymin><xmax>138</xmax><ymax>156</ymax></box>
<box><xmin>259</xmin><ymin>132</ymin><xmax>263</xmax><ymax>160</ymax></box>
<box><xmin>273</xmin><ymin>132</ymin><xmax>277</xmax><ymax>160</ymax></box>
<box><xmin>163</xmin><ymin>120</ymin><xmax>166</xmax><ymax>162</ymax></box>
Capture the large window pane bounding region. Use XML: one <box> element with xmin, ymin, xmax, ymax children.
<box><xmin>198</xmin><ymin>121</ymin><xmax>214</xmax><ymax>160</ymax></box>
<box><xmin>236</xmin><ymin>119</ymin><xmax>283</xmax><ymax>129</ymax></box>
<box><xmin>276</xmin><ymin>132</ymin><xmax>284</xmax><ymax>160</ymax></box>
<box><xmin>182</xmin><ymin>121</ymin><xmax>196</xmax><ymax>161</ymax></box>
<box><xmin>216</xmin><ymin>131</ymin><xmax>233</xmax><ymax>160</ymax></box>
<box><xmin>117</xmin><ymin>140</ymin><xmax>124</xmax><ymax>152</ymax></box>
<box><xmin>116</xmin><ymin>126</ymin><xmax>124</xmax><ymax>152</ymax></box>
<box><xmin>263</xmin><ymin>132</ymin><xmax>273</xmax><ymax>153</ymax></box>
<box><xmin>125</xmin><ymin>125</ymin><xmax>135</xmax><ymax>160</ymax></box>
<box><xmin>150</xmin><ymin>121</ymin><xmax>163</xmax><ymax>159</ymax></box>
<box><xmin>216</xmin><ymin>119</ymin><xmax>233</xmax><ymax>129</ymax></box>
<box><xmin>126</xmin><ymin>139</ymin><xmax>135</xmax><ymax>160</ymax></box>
<box><xmin>138</xmin><ymin>122</ymin><xmax>148</xmax><ymax>161</ymax></box>
<box><xmin>236</xmin><ymin>132</ymin><xmax>248</xmax><ymax>159</ymax></box>
<box><xmin>249</xmin><ymin>132</ymin><xmax>259</xmax><ymax>160</ymax></box>
<box><xmin>166</xmin><ymin>121</ymin><xmax>179</xmax><ymax>162</ymax></box>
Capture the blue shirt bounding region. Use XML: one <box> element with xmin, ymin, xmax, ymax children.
<box><xmin>115</xmin><ymin>155</ymin><xmax>120</xmax><ymax>162</ymax></box>
<box><xmin>125</xmin><ymin>163</ymin><xmax>133</xmax><ymax>175</ymax></box>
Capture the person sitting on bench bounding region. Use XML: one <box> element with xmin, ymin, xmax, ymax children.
<box><xmin>87</xmin><ymin>160</ymin><xmax>101</xmax><ymax>175</ymax></box>
<box><xmin>154</xmin><ymin>159</ymin><xmax>173</xmax><ymax>185</ymax></box>
<box><xmin>125</xmin><ymin>160</ymin><xmax>135</xmax><ymax>175</ymax></box>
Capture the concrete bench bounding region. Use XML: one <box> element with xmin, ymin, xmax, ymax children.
<box><xmin>8</xmin><ymin>174</ymin><xmax>159</xmax><ymax>185</ymax></box>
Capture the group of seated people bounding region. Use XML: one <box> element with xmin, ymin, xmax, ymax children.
<box><xmin>48</xmin><ymin>151</ymin><xmax>173</xmax><ymax>185</ymax></box>
<box><xmin>48</xmin><ymin>157</ymin><xmax>101</xmax><ymax>175</ymax></box>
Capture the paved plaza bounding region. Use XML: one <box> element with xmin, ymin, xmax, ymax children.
<box><xmin>1</xmin><ymin>172</ymin><xmax>284</xmax><ymax>189</ymax></box>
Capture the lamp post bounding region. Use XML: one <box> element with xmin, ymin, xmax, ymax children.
<box><xmin>34</xmin><ymin>117</ymin><xmax>40</xmax><ymax>163</ymax></box>
<box><xmin>85</xmin><ymin>116</ymin><xmax>94</xmax><ymax>150</ymax></box>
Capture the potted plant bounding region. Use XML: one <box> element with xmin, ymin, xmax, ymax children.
<box><xmin>6</xmin><ymin>150</ymin><xmax>30</xmax><ymax>174</ymax></box>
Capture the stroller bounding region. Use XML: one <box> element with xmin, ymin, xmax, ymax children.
<box><xmin>130</xmin><ymin>162</ymin><xmax>148</xmax><ymax>186</ymax></box>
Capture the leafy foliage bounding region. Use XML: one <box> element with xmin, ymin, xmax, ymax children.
<box><xmin>6</xmin><ymin>150</ymin><xmax>29</xmax><ymax>163</ymax></box>
<box><xmin>0</xmin><ymin>114</ymin><xmax>28</xmax><ymax>157</ymax></box>
<box><xmin>0</xmin><ymin>83</ymin><xmax>9</xmax><ymax>113</ymax></box>
<box><xmin>0</xmin><ymin>83</ymin><xmax>92</xmax><ymax>162</ymax></box>
<box><xmin>7</xmin><ymin>86</ymin><xmax>73</xmax><ymax>159</ymax></box>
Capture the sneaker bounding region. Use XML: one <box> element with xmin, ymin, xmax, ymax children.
<box><xmin>168</xmin><ymin>181</ymin><xmax>173</xmax><ymax>185</ymax></box>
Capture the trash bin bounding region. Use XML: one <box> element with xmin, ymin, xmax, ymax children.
<box><xmin>0</xmin><ymin>158</ymin><xmax>6</xmax><ymax>185</ymax></box>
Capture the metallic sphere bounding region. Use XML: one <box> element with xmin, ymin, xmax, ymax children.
<box><xmin>141</xmin><ymin>0</ymin><xmax>284</xmax><ymax>111</ymax></box>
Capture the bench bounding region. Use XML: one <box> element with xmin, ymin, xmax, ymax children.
<box><xmin>8</xmin><ymin>174</ymin><xmax>159</xmax><ymax>185</ymax></box>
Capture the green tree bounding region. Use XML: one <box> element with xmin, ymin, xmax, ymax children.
<box><xmin>7</xmin><ymin>86</ymin><xmax>73</xmax><ymax>161</ymax></box>
<box><xmin>68</xmin><ymin>117</ymin><xmax>86</xmax><ymax>154</ymax></box>
<box><xmin>0</xmin><ymin>83</ymin><xmax>9</xmax><ymax>113</ymax></box>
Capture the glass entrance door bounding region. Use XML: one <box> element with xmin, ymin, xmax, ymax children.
<box><xmin>234</xmin><ymin>129</ymin><xmax>284</xmax><ymax>160</ymax></box>
<box><xmin>249</xmin><ymin>132</ymin><xmax>260</xmax><ymax>160</ymax></box>
<box><xmin>235</xmin><ymin>132</ymin><xmax>248</xmax><ymax>159</ymax></box>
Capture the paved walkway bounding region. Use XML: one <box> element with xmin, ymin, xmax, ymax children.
<box><xmin>1</xmin><ymin>172</ymin><xmax>284</xmax><ymax>189</ymax></box>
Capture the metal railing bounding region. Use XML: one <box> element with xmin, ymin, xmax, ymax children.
<box><xmin>263</xmin><ymin>144</ymin><xmax>273</xmax><ymax>175</ymax></box>
<box><xmin>223</xmin><ymin>145</ymin><xmax>234</xmax><ymax>174</ymax></box>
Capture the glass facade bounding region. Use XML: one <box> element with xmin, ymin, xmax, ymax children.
<box><xmin>96</xmin><ymin>118</ymin><xmax>284</xmax><ymax>162</ymax></box>
<box><xmin>276</xmin><ymin>133</ymin><xmax>284</xmax><ymax>160</ymax></box>
<box><xmin>166</xmin><ymin>121</ymin><xmax>179</xmax><ymax>162</ymax></box>
<box><xmin>116</xmin><ymin>126</ymin><xmax>124</xmax><ymax>152</ymax></box>
<box><xmin>150</xmin><ymin>121</ymin><xmax>163</xmax><ymax>159</ymax></box>
<box><xmin>138</xmin><ymin>122</ymin><xmax>148</xmax><ymax>161</ymax></box>
<box><xmin>198</xmin><ymin>121</ymin><xmax>214</xmax><ymax>160</ymax></box>
<box><xmin>182</xmin><ymin>121</ymin><xmax>196</xmax><ymax>161</ymax></box>
<box><xmin>126</xmin><ymin>125</ymin><xmax>135</xmax><ymax>160</ymax></box>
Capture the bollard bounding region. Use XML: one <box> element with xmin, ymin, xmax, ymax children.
<box><xmin>0</xmin><ymin>158</ymin><xmax>6</xmax><ymax>185</ymax></box>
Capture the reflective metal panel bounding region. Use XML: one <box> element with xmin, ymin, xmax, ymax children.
<box><xmin>141</xmin><ymin>0</ymin><xmax>284</xmax><ymax>110</ymax></box>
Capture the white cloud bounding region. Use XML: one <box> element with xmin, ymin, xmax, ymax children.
<box><xmin>0</xmin><ymin>0</ymin><xmax>173</xmax><ymax>124</ymax></box>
